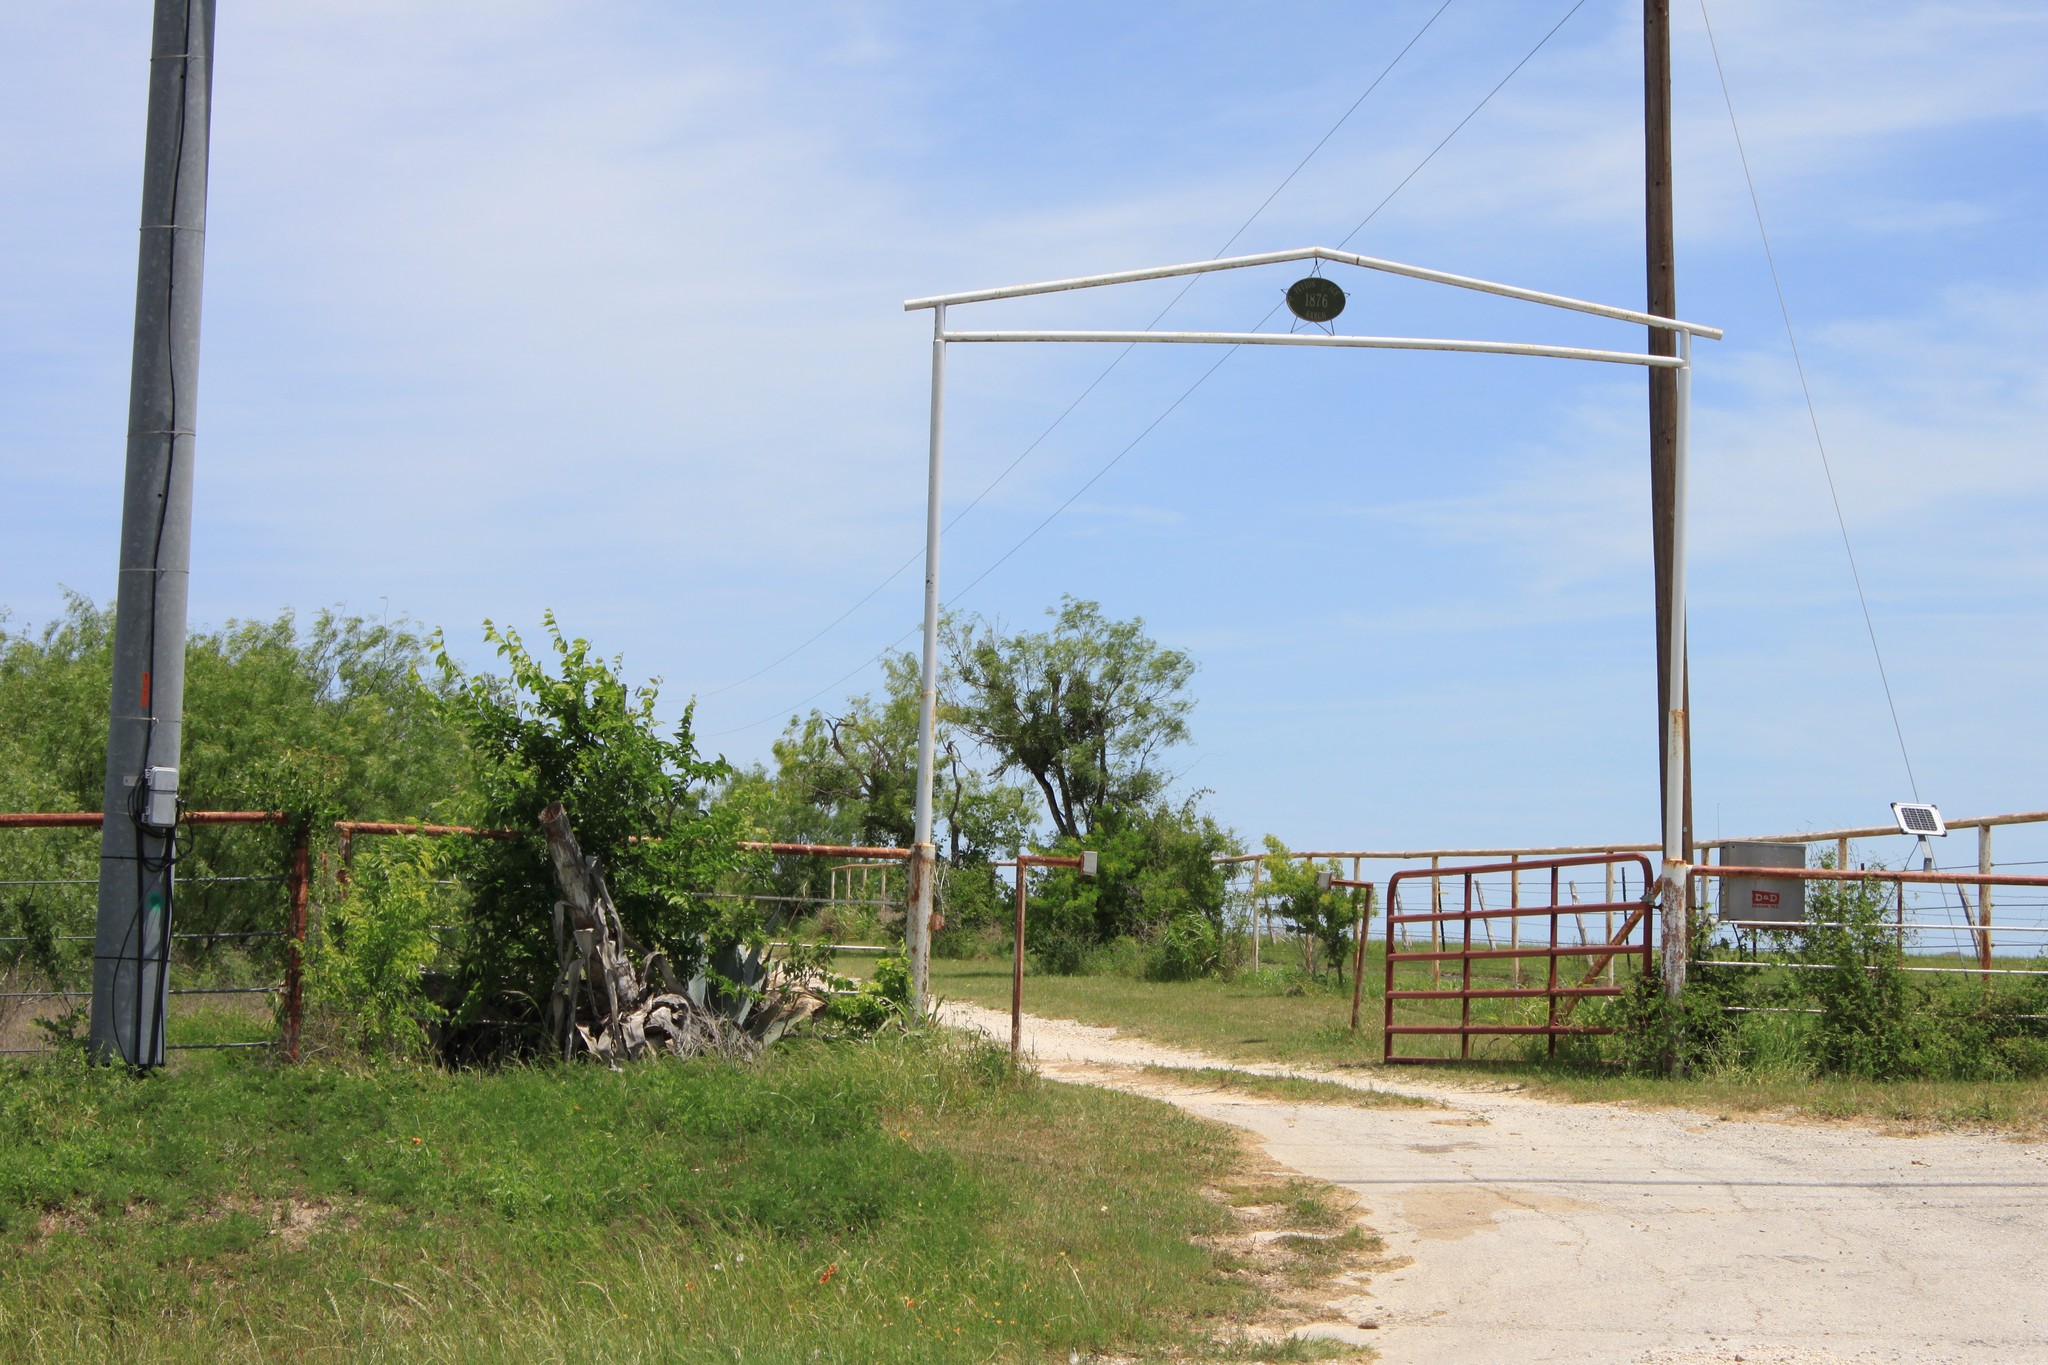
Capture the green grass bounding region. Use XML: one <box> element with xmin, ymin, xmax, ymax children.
<box><xmin>930</xmin><ymin>955</ymin><xmax>2048</xmax><ymax>1137</ymax></box>
<box><xmin>1492</xmin><ymin>1066</ymin><xmax>2048</xmax><ymax>1134</ymax></box>
<box><xmin>1137</xmin><ymin>1067</ymin><xmax>1434</xmax><ymax>1111</ymax></box>
<box><xmin>0</xmin><ymin>1032</ymin><xmax>1328</xmax><ymax>1363</ymax></box>
<box><xmin>930</xmin><ymin>956</ymin><xmax>1384</xmax><ymax>1069</ymax></box>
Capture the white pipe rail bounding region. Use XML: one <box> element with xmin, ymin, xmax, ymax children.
<box><xmin>906</xmin><ymin>244</ymin><xmax>1725</xmax><ymax>338</ymax></box>
<box><xmin>938</xmin><ymin>329</ymin><xmax>1685</xmax><ymax>368</ymax></box>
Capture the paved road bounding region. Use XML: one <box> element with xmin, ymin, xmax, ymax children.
<box><xmin>942</xmin><ymin>1002</ymin><xmax>2048</xmax><ymax>1365</ymax></box>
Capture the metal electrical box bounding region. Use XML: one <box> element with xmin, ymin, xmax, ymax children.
<box><xmin>1718</xmin><ymin>841</ymin><xmax>1805</xmax><ymax>926</ymax></box>
<box><xmin>140</xmin><ymin>766</ymin><xmax>180</xmax><ymax>831</ymax></box>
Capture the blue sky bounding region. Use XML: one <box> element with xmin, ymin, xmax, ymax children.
<box><xmin>4</xmin><ymin>1</ymin><xmax>2044</xmax><ymax>863</ymax></box>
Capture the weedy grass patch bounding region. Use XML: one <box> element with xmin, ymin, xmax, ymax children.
<box><xmin>1139</xmin><ymin>1066</ymin><xmax>1434</xmax><ymax>1111</ymax></box>
<box><xmin>928</xmin><ymin>956</ymin><xmax>1383</xmax><ymax>1069</ymax></box>
<box><xmin>1503</xmin><ymin>1064</ymin><xmax>2048</xmax><ymax>1136</ymax></box>
<box><xmin>930</xmin><ymin>955</ymin><xmax>2048</xmax><ymax>1137</ymax></box>
<box><xmin>0</xmin><ymin>1033</ymin><xmax>1328</xmax><ymax>1363</ymax></box>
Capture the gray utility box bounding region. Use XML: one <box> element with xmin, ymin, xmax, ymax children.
<box><xmin>1718</xmin><ymin>841</ymin><xmax>1806</xmax><ymax>926</ymax></box>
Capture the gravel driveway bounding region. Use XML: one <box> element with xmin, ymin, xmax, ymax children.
<box><xmin>941</xmin><ymin>1001</ymin><xmax>2048</xmax><ymax>1364</ymax></box>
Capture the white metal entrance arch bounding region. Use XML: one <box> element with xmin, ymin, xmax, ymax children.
<box><xmin>899</xmin><ymin>245</ymin><xmax>1721</xmax><ymax>1014</ymax></box>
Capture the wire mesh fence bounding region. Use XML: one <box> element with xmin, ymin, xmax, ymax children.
<box><xmin>1223</xmin><ymin>812</ymin><xmax>2048</xmax><ymax>1063</ymax></box>
<box><xmin>13</xmin><ymin>804</ymin><xmax>2045</xmax><ymax>1063</ymax></box>
<box><xmin>0</xmin><ymin>812</ymin><xmax>307</xmax><ymax>1056</ymax></box>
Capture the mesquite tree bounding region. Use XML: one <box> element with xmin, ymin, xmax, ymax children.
<box><xmin>944</xmin><ymin>598</ymin><xmax>1193</xmax><ymax>841</ymax></box>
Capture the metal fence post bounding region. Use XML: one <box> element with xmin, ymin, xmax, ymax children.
<box><xmin>1978</xmin><ymin>824</ymin><xmax>1994</xmax><ymax>989</ymax></box>
<box><xmin>1430</xmin><ymin>855</ymin><xmax>1442</xmax><ymax>988</ymax></box>
<box><xmin>1011</xmin><ymin>857</ymin><xmax>1027</xmax><ymax>1057</ymax></box>
<box><xmin>1349</xmin><ymin>883</ymin><xmax>1373</xmax><ymax>1033</ymax></box>
<box><xmin>1510</xmin><ymin>853</ymin><xmax>1521</xmax><ymax>987</ymax></box>
<box><xmin>281</xmin><ymin>822</ymin><xmax>309</xmax><ymax>1062</ymax></box>
<box><xmin>1247</xmin><ymin>858</ymin><xmax>1261</xmax><ymax>972</ymax></box>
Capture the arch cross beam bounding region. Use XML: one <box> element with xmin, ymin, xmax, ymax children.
<box><xmin>897</xmin><ymin>247</ymin><xmax>1720</xmax><ymax>1017</ymax></box>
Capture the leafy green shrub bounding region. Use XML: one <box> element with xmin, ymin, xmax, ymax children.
<box><xmin>826</xmin><ymin>954</ymin><xmax>911</xmax><ymax>1033</ymax></box>
<box><xmin>1</xmin><ymin>597</ymin><xmax>469</xmax><ymax>957</ymax></box>
<box><xmin>810</xmin><ymin>899</ymin><xmax>882</xmax><ymax>946</ymax></box>
<box><xmin>1148</xmin><ymin>912</ymin><xmax>1222</xmax><ymax>981</ymax></box>
<box><xmin>931</xmin><ymin>924</ymin><xmax>1008</xmax><ymax>960</ymax></box>
<box><xmin>1082</xmin><ymin>934</ymin><xmax>1147</xmax><ymax>978</ymax></box>
<box><xmin>937</xmin><ymin>858</ymin><xmax>1009</xmax><ymax>933</ymax></box>
<box><xmin>1031</xmin><ymin>928</ymin><xmax>1089</xmax><ymax>977</ymax></box>
<box><xmin>1907</xmin><ymin>973</ymin><xmax>2048</xmax><ymax>1081</ymax></box>
<box><xmin>1594</xmin><ymin>861</ymin><xmax>2048</xmax><ymax>1082</ymax></box>
<box><xmin>1</xmin><ymin>894</ymin><xmax>70</xmax><ymax>990</ymax></box>
<box><xmin>1798</xmin><ymin>873</ymin><xmax>1919</xmax><ymax>1079</ymax></box>
<box><xmin>308</xmin><ymin>837</ymin><xmax>448</xmax><ymax>1058</ymax></box>
<box><xmin>1256</xmin><ymin>838</ymin><xmax>1367</xmax><ymax>980</ymax></box>
<box><xmin>433</xmin><ymin>616</ymin><xmax>749</xmax><ymax>1030</ymax></box>
<box><xmin>1583</xmin><ymin>914</ymin><xmax>1748</xmax><ymax>1074</ymax></box>
<box><xmin>1028</xmin><ymin>799</ymin><xmax>1237</xmax><ymax>953</ymax></box>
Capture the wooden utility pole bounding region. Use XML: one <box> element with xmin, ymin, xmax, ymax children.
<box><xmin>1646</xmin><ymin>2</ymin><xmax>1695</xmax><ymax>1044</ymax></box>
<box><xmin>1645</xmin><ymin>11</ymin><xmax>1693</xmax><ymax>849</ymax></box>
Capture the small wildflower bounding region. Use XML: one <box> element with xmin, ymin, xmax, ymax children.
<box><xmin>818</xmin><ymin>1264</ymin><xmax>837</xmax><ymax>1285</ymax></box>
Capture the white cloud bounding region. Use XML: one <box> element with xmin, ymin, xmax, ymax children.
<box><xmin>4</xmin><ymin>1</ymin><xmax>2043</xmax><ymax>849</ymax></box>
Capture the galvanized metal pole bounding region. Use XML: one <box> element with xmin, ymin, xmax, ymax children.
<box><xmin>1604</xmin><ymin>859</ymin><xmax>1616</xmax><ymax>985</ymax></box>
<box><xmin>908</xmin><ymin>304</ymin><xmax>948</xmax><ymax>1018</ymax></box>
<box><xmin>1248</xmin><ymin>858</ymin><xmax>1261</xmax><ymax>971</ymax></box>
<box><xmin>1510</xmin><ymin>853</ymin><xmax>1521</xmax><ymax>987</ymax></box>
<box><xmin>1430</xmin><ymin>855</ymin><xmax>1442</xmax><ymax>988</ymax></box>
<box><xmin>281</xmin><ymin>823</ymin><xmax>309</xmax><ymax>1062</ymax></box>
<box><xmin>91</xmin><ymin>0</ymin><xmax>215</xmax><ymax>1067</ymax></box>
<box><xmin>1659</xmin><ymin>334</ymin><xmax>1693</xmax><ymax>1026</ymax></box>
<box><xmin>1978</xmin><ymin>824</ymin><xmax>1994</xmax><ymax>988</ymax></box>
<box><xmin>1011</xmin><ymin>856</ymin><xmax>1028</xmax><ymax>1056</ymax></box>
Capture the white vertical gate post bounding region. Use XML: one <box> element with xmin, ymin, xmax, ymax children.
<box><xmin>1659</xmin><ymin>331</ymin><xmax>1693</xmax><ymax>1021</ymax></box>
<box><xmin>908</xmin><ymin>305</ymin><xmax>948</xmax><ymax>1017</ymax></box>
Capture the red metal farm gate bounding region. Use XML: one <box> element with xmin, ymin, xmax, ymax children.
<box><xmin>1382</xmin><ymin>853</ymin><xmax>1654</xmax><ymax>1064</ymax></box>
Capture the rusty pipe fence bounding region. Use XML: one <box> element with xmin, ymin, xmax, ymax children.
<box><xmin>1225</xmin><ymin>808</ymin><xmax>2048</xmax><ymax>940</ymax></box>
<box><xmin>1226</xmin><ymin>807</ymin><xmax>2048</xmax><ymax>1018</ymax></box>
<box><xmin>1376</xmin><ymin>854</ymin><xmax>1655</xmax><ymax>1064</ymax></box>
<box><xmin>1355</xmin><ymin>852</ymin><xmax>2048</xmax><ymax>1065</ymax></box>
<box><xmin>4</xmin><ymin>811</ymin><xmax>927</xmax><ymax>1063</ymax></box>
<box><xmin>1</xmin><ymin>810</ymin><xmax>310</xmax><ymax>1059</ymax></box>
<box><xmin>1695</xmin><ymin>863</ymin><xmax>2048</xmax><ymax>996</ymax></box>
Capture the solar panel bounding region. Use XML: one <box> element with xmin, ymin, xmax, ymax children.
<box><xmin>1890</xmin><ymin>802</ymin><xmax>1946</xmax><ymax>837</ymax></box>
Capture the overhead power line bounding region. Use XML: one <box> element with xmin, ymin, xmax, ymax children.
<box><xmin>1697</xmin><ymin>0</ymin><xmax>1921</xmax><ymax>799</ymax></box>
<box><xmin>1340</xmin><ymin>0</ymin><xmax>1586</xmax><ymax>248</ymax></box>
<box><xmin>695</xmin><ymin>1</ymin><xmax>1458</xmax><ymax>703</ymax></box>
<box><xmin>706</xmin><ymin>0</ymin><xmax>1589</xmax><ymax>740</ymax></box>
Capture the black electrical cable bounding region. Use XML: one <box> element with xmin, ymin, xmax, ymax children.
<box><xmin>1338</xmin><ymin>0</ymin><xmax>1586</xmax><ymax>250</ymax></box>
<box><xmin>694</xmin><ymin>1</ymin><xmax>1460</xmax><ymax>702</ymax></box>
<box><xmin>705</xmin><ymin>1</ymin><xmax>1589</xmax><ymax>739</ymax></box>
<box><xmin>1696</xmin><ymin>0</ymin><xmax>1922</xmax><ymax>800</ymax></box>
<box><xmin>112</xmin><ymin>1</ymin><xmax>199</xmax><ymax>1067</ymax></box>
